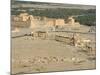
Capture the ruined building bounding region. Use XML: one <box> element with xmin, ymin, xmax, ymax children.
<box><xmin>11</xmin><ymin>13</ymin><xmax>80</xmax><ymax>30</ymax></box>
<box><xmin>65</xmin><ymin>16</ymin><xmax>80</xmax><ymax>26</ymax></box>
<box><xmin>11</xmin><ymin>13</ymin><xmax>31</xmax><ymax>30</ymax></box>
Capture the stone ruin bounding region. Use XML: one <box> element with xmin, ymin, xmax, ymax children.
<box><xmin>65</xmin><ymin>16</ymin><xmax>80</xmax><ymax>26</ymax></box>
<box><xmin>11</xmin><ymin>13</ymin><xmax>80</xmax><ymax>30</ymax></box>
<box><xmin>11</xmin><ymin>13</ymin><xmax>31</xmax><ymax>28</ymax></box>
<box><xmin>71</xmin><ymin>33</ymin><xmax>96</xmax><ymax>60</ymax></box>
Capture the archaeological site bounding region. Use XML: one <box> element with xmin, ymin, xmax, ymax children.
<box><xmin>11</xmin><ymin>0</ymin><xmax>96</xmax><ymax>74</ymax></box>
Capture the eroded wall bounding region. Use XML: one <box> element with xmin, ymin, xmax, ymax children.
<box><xmin>12</xmin><ymin>13</ymin><xmax>80</xmax><ymax>29</ymax></box>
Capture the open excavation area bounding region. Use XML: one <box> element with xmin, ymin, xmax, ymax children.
<box><xmin>11</xmin><ymin>16</ymin><xmax>96</xmax><ymax>74</ymax></box>
<box><xmin>12</xmin><ymin>26</ymin><xmax>96</xmax><ymax>74</ymax></box>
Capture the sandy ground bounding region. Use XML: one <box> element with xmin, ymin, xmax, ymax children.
<box><xmin>11</xmin><ymin>34</ymin><xmax>96</xmax><ymax>74</ymax></box>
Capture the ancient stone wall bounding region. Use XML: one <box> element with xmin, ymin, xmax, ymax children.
<box><xmin>12</xmin><ymin>13</ymin><xmax>80</xmax><ymax>29</ymax></box>
<box><xmin>65</xmin><ymin>17</ymin><xmax>80</xmax><ymax>27</ymax></box>
<box><xmin>19</xmin><ymin>13</ymin><xmax>30</xmax><ymax>22</ymax></box>
<box><xmin>55</xmin><ymin>19</ymin><xmax>65</xmax><ymax>26</ymax></box>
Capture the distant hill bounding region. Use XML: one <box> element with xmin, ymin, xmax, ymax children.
<box><xmin>11</xmin><ymin>1</ymin><xmax>96</xmax><ymax>10</ymax></box>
